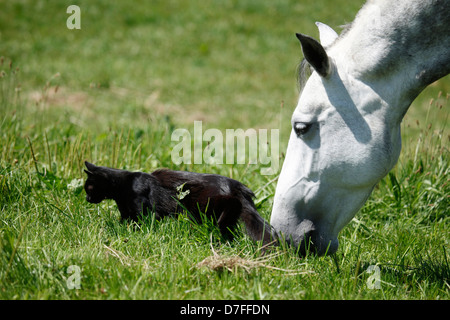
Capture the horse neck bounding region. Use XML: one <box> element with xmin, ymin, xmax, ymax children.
<box><xmin>331</xmin><ymin>0</ymin><xmax>450</xmax><ymax>122</ymax></box>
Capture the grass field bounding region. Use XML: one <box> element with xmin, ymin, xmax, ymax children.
<box><xmin>1</xmin><ymin>0</ymin><xmax>449</xmax><ymax>300</ymax></box>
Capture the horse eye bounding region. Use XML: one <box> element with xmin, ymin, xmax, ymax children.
<box><xmin>293</xmin><ymin>122</ymin><xmax>313</xmax><ymax>137</ymax></box>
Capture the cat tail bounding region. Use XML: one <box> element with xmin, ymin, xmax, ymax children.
<box><xmin>238</xmin><ymin>186</ymin><xmax>278</xmax><ymax>249</ymax></box>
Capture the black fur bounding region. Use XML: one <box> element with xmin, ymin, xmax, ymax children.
<box><xmin>83</xmin><ymin>161</ymin><xmax>276</xmax><ymax>246</ymax></box>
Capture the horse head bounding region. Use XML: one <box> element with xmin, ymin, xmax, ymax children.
<box><xmin>271</xmin><ymin>0</ymin><xmax>449</xmax><ymax>256</ymax></box>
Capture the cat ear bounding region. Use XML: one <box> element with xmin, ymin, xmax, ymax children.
<box><xmin>84</xmin><ymin>161</ymin><xmax>97</xmax><ymax>175</ymax></box>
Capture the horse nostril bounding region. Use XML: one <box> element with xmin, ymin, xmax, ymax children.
<box><xmin>298</xmin><ymin>230</ymin><xmax>339</xmax><ymax>256</ymax></box>
<box><xmin>298</xmin><ymin>229</ymin><xmax>316</xmax><ymax>256</ymax></box>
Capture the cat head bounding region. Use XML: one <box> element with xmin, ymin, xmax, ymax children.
<box><xmin>84</xmin><ymin>161</ymin><xmax>111</xmax><ymax>204</ymax></box>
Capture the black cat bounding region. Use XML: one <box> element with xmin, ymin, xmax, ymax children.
<box><xmin>83</xmin><ymin>161</ymin><xmax>276</xmax><ymax>246</ymax></box>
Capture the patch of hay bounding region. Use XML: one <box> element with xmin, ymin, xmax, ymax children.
<box><xmin>197</xmin><ymin>245</ymin><xmax>314</xmax><ymax>276</ymax></box>
<box><xmin>197</xmin><ymin>254</ymin><xmax>264</xmax><ymax>273</ymax></box>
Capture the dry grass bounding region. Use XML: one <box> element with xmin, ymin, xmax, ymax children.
<box><xmin>197</xmin><ymin>243</ymin><xmax>313</xmax><ymax>276</ymax></box>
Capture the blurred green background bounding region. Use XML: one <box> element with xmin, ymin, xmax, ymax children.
<box><xmin>2</xmin><ymin>0</ymin><xmax>445</xmax><ymax>130</ymax></box>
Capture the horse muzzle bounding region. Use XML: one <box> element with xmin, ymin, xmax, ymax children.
<box><xmin>279</xmin><ymin>219</ymin><xmax>339</xmax><ymax>256</ymax></box>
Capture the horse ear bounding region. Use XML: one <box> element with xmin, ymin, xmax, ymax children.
<box><xmin>296</xmin><ymin>33</ymin><xmax>331</xmax><ymax>78</ymax></box>
<box><xmin>315</xmin><ymin>22</ymin><xmax>338</xmax><ymax>47</ymax></box>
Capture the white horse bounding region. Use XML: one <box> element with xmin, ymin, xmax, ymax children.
<box><xmin>271</xmin><ymin>0</ymin><xmax>450</xmax><ymax>255</ymax></box>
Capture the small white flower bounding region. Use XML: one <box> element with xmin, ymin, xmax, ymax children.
<box><xmin>67</xmin><ymin>178</ymin><xmax>84</xmax><ymax>191</ymax></box>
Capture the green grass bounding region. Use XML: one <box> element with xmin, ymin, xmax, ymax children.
<box><xmin>1</xmin><ymin>0</ymin><xmax>449</xmax><ymax>300</ymax></box>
